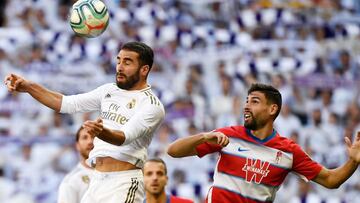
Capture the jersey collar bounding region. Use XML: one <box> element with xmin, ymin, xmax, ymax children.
<box><xmin>115</xmin><ymin>84</ymin><xmax>152</xmax><ymax>92</ymax></box>
<box><xmin>245</xmin><ymin>128</ymin><xmax>277</xmax><ymax>144</ymax></box>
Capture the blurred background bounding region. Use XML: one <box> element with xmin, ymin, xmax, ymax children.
<box><xmin>0</xmin><ymin>0</ymin><xmax>360</xmax><ymax>202</ymax></box>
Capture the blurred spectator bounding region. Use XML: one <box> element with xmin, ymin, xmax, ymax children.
<box><xmin>209</xmin><ymin>74</ymin><xmax>241</xmax><ymax>128</ymax></box>
<box><xmin>274</xmin><ymin>102</ymin><xmax>302</xmax><ymax>138</ymax></box>
<box><xmin>289</xmin><ymin>180</ymin><xmax>322</xmax><ymax>203</ymax></box>
<box><xmin>333</xmin><ymin>50</ymin><xmax>360</xmax><ymax>80</ymax></box>
<box><xmin>0</xmin><ymin>0</ymin><xmax>360</xmax><ymax>202</ymax></box>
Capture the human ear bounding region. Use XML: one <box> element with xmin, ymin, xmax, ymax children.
<box><xmin>141</xmin><ymin>65</ymin><xmax>150</xmax><ymax>76</ymax></box>
<box><xmin>269</xmin><ymin>104</ymin><xmax>279</xmax><ymax>116</ymax></box>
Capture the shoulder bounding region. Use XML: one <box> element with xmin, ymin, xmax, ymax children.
<box><xmin>99</xmin><ymin>83</ymin><xmax>119</xmax><ymax>90</ymax></box>
<box><xmin>61</xmin><ymin>167</ymin><xmax>80</xmax><ymax>184</ymax></box>
<box><xmin>59</xmin><ymin>172</ymin><xmax>77</xmax><ymax>191</ymax></box>
<box><xmin>61</xmin><ymin>164</ymin><xmax>91</xmax><ymax>185</ymax></box>
<box><xmin>87</xmin><ymin>83</ymin><xmax>118</xmax><ymax>96</ymax></box>
<box><xmin>139</xmin><ymin>89</ymin><xmax>164</xmax><ymax>111</ymax></box>
<box><xmin>215</xmin><ymin>125</ymin><xmax>246</xmax><ymax>138</ymax></box>
<box><xmin>141</xmin><ymin>89</ymin><xmax>162</xmax><ymax>104</ymax></box>
<box><xmin>267</xmin><ymin>133</ymin><xmax>301</xmax><ymax>153</ymax></box>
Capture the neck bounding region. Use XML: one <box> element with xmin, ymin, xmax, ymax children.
<box><xmin>146</xmin><ymin>191</ymin><xmax>167</xmax><ymax>203</ymax></box>
<box><xmin>80</xmin><ymin>156</ymin><xmax>92</xmax><ymax>169</ymax></box>
<box><xmin>129</xmin><ymin>81</ymin><xmax>148</xmax><ymax>91</ymax></box>
<box><xmin>250</xmin><ymin>122</ymin><xmax>274</xmax><ymax>140</ymax></box>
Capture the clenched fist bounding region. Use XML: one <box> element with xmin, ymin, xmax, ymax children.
<box><xmin>4</xmin><ymin>74</ymin><xmax>30</xmax><ymax>92</ymax></box>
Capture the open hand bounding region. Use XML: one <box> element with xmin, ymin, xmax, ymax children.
<box><xmin>4</xmin><ymin>74</ymin><xmax>30</xmax><ymax>92</ymax></box>
<box><xmin>345</xmin><ymin>131</ymin><xmax>360</xmax><ymax>163</ymax></box>
<box><xmin>203</xmin><ymin>131</ymin><xmax>229</xmax><ymax>147</ymax></box>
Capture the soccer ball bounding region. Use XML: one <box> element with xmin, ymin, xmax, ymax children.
<box><xmin>69</xmin><ymin>0</ymin><xmax>109</xmax><ymax>38</ymax></box>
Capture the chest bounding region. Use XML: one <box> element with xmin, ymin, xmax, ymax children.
<box><xmin>218</xmin><ymin>139</ymin><xmax>293</xmax><ymax>184</ymax></box>
<box><xmin>100</xmin><ymin>94</ymin><xmax>139</xmax><ymax>125</ymax></box>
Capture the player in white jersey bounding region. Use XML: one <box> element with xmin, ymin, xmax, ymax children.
<box><xmin>4</xmin><ymin>41</ymin><xmax>165</xmax><ymax>203</ymax></box>
<box><xmin>58</xmin><ymin>126</ymin><xmax>94</xmax><ymax>203</ymax></box>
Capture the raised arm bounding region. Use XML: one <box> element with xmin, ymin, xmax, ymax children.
<box><xmin>4</xmin><ymin>73</ymin><xmax>63</xmax><ymax>112</ymax></box>
<box><xmin>313</xmin><ymin>132</ymin><xmax>360</xmax><ymax>189</ymax></box>
<box><xmin>167</xmin><ymin>131</ymin><xmax>229</xmax><ymax>158</ymax></box>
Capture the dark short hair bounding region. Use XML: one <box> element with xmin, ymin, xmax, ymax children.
<box><xmin>145</xmin><ymin>158</ymin><xmax>167</xmax><ymax>175</ymax></box>
<box><xmin>75</xmin><ymin>126</ymin><xmax>85</xmax><ymax>142</ymax></box>
<box><xmin>248</xmin><ymin>83</ymin><xmax>282</xmax><ymax>119</ymax></box>
<box><xmin>121</xmin><ymin>41</ymin><xmax>154</xmax><ymax>69</ymax></box>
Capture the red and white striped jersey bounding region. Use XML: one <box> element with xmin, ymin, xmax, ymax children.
<box><xmin>196</xmin><ymin>126</ymin><xmax>322</xmax><ymax>203</ymax></box>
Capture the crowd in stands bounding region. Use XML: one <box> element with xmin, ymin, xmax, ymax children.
<box><xmin>0</xmin><ymin>0</ymin><xmax>360</xmax><ymax>202</ymax></box>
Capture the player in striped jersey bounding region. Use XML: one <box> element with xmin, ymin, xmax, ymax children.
<box><xmin>58</xmin><ymin>126</ymin><xmax>94</xmax><ymax>203</ymax></box>
<box><xmin>143</xmin><ymin>158</ymin><xmax>193</xmax><ymax>203</ymax></box>
<box><xmin>168</xmin><ymin>83</ymin><xmax>360</xmax><ymax>203</ymax></box>
<box><xmin>4</xmin><ymin>41</ymin><xmax>165</xmax><ymax>203</ymax></box>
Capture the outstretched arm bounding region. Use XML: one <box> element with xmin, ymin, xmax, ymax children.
<box><xmin>167</xmin><ymin>131</ymin><xmax>229</xmax><ymax>158</ymax></box>
<box><xmin>313</xmin><ymin>132</ymin><xmax>360</xmax><ymax>189</ymax></box>
<box><xmin>4</xmin><ymin>73</ymin><xmax>63</xmax><ymax>112</ymax></box>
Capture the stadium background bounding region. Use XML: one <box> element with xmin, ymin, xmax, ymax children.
<box><xmin>0</xmin><ymin>0</ymin><xmax>360</xmax><ymax>202</ymax></box>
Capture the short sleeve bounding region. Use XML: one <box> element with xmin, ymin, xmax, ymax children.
<box><xmin>292</xmin><ymin>144</ymin><xmax>323</xmax><ymax>181</ymax></box>
<box><xmin>196</xmin><ymin>142</ymin><xmax>223</xmax><ymax>158</ymax></box>
<box><xmin>195</xmin><ymin>128</ymin><xmax>226</xmax><ymax>157</ymax></box>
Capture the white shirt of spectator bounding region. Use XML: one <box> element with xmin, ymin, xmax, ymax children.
<box><xmin>60</xmin><ymin>83</ymin><xmax>165</xmax><ymax>168</ymax></box>
<box><xmin>57</xmin><ymin>163</ymin><xmax>93</xmax><ymax>203</ymax></box>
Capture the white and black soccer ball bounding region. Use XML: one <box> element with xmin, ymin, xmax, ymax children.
<box><xmin>69</xmin><ymin>0</ymin><xmax>109</xmax><ymax>38</ymax></box>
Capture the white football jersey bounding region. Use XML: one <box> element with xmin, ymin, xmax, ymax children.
<box><xmin>58</xmin><ymin>163</ymin><xmax>93</xmax><ymax>203</ymax></box>
<box><xmin>60</xmin><ymin>83</ymin><xmax>165</xmax><ymax>168</ymax></box>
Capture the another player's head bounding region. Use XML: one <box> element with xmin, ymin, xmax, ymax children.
<box><xmin>244</xmin><ymin>83</ymin><xmax>282</xmax><ymax>130</ymax></box>
<box><xmin>143</xmin><ymin>158</ymin><xmax>168</xmax><ymax>197</ymax></box>
<box><xmin>116</xmin><ymin>41</ymin><xmax>154</xmax><ymax>90</ymax></box>
<box><xmin>75</xmin><ymin>126</ymin><xmax>94</xmax><ymax>160</ymax></box>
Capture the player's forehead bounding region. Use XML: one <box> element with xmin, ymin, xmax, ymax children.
<box><xmin>117</xmin><ymin>49</ymin><xmax>139</xmax><ymax>60</ymax></box>
<box><xmin>144</xmin><ymin>162</ymin><xmax>166</xmax><ymax>172</ymax></box>
<box><xmin>247</xmin><ymin>91</ymin><xmax>266</xmax><ymax>100</ymax></box>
